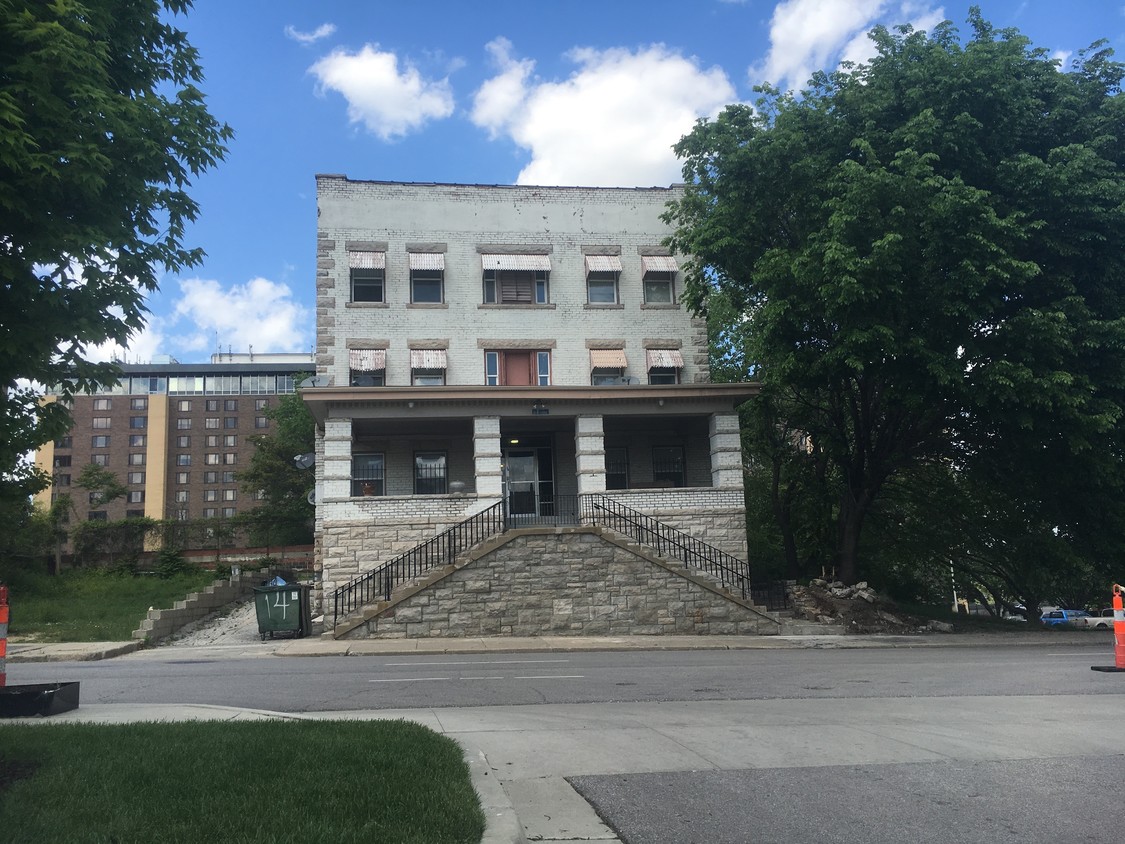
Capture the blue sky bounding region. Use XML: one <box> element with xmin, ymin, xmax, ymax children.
<box><xmin>102</xmin><ymin>0</ymin><xmax>1125</xmax><ymax>364</ymax></box>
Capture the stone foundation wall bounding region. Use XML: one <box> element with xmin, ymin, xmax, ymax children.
<box><xmin>132</xmin><ymin>569</ymin><xmax>270</xmax><ymax>643</ymax></box>
<box><xmin>603</xmin><ymin>489</ymin><xmax>748</xmax><ymax>561</ymax></box>
<box><xmin>350</xmin><ymin>528</ymin><xmax>775</xmax><ymax>638</ymax></box>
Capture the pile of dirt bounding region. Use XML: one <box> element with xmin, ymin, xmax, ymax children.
<box><xmin>788</xmin><ymin>579</ymin><xmax>952</xmax><ymax>635</ymax></box>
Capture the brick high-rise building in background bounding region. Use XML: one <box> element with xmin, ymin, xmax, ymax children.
<box><xmin>34</xmin><ymin>353</ymin><xmax>313</xmax><ymax>526</ymax></box>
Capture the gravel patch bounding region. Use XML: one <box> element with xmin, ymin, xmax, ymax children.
<box><xmin>160</xmin><ymin>600</ymin><xmax>264</xmax><ymax>647</ymax></box>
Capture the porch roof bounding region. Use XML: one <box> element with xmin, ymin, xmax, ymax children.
<box><xmin>300</xmin><ymin>382</ymin><xmax>759</xmax><ymax>425</ymax></box>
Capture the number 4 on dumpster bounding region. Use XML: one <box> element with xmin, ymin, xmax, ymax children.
<box><xmin>270</xmin><ymin>590</ymin><xmax>297</xmax><ymax>620</ymax></box>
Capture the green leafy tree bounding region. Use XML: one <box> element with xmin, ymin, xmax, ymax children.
<box><xmin>0</xmin><ymin>0</ymin><xmax>233</xmax><ymax>498</ymax></box>
<box><xmin>74</xmin><ymin>462</ymin><xmax>127</xmax><ymax>511</ymax></box>
<box><xmin>667</xmin><ymin>10</ymin><xmax>1125</xmax><ymax>584</ymax></box>
<box><xmin>237</xmin><ymin>390</ymin><xmax>316</xmax><ymax>547</ymax></box>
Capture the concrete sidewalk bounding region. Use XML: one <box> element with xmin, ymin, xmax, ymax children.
<box><xmin>6</xmin><ymin>629</ymin><xmax>1094</xmax><ymax>663</ymax></box>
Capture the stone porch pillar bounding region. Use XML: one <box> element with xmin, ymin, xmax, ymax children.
<box><xmin>322</xmin><ymin>417</ymin><xmax>353</xmax><ymax>501</ymax></box>
<box><xmin>575</xmin><ymin>414</ymin><xmax>606</xmax><ymax>495</ymax></box>
<box><xmin>709</xmin><ymin>412</ymin><xmax>743</xmax><ymax>488</ymax></box>
<box><xmin>473</xmin><ymin>416</ymin><xmax>503</xmax><ymax>499</ymax></box>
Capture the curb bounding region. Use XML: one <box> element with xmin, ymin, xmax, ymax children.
<box><xmin>7</xmin><ymin>641</ymin><xmax>141</xmax><ymax>663</ymax></box>
<box><xmin>463</xmin><ymin>745</ymin><xmax>526</xmax><ymax>844</ymax></box>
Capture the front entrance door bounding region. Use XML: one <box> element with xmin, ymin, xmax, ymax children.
<box><xmin>502</xmin><ymin>442</ymin><xmax>554</xmax><ymax>519</ymax></box>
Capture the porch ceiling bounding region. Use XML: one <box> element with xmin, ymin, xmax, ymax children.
<box><xmin>301</xmin><ymin>383</ymin><xmax>760</xmax><ymax>425</ymax></box>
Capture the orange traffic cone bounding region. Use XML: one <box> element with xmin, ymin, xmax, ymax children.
<box><xmin>1091</xmin><ymin>584</ymin><xmax>1125</xmax><ymax>673</ymax></box>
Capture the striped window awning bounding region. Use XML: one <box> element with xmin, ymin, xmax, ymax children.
<box><xmin>584</xmin><ymin>255</ymin><xmax>622</xmax><ymax>274</ymax></box>
<box><xmin>646</xmin><ymin>349</ymin><xmax>684</xmax><ymax>370</ymax></box>
<box><xmin>349</xmin><ymin>251</ymin><xmax>385</xmax><ymax>270</ymax></box>
<box><xmin>409</xmin><ymin>252</ymin><xmax>445</xmax><ymax>271</ymax></box>
<box><xmin>348</xmin><ymin>349</ymin><xmax>386</xmax><ymax>372</ymax></box>
<box><xmin>641</xmin><ymin>255</ymin><xmax>678</xmax><ymax>274</ymax></box>
<box><xmin>481</xmin><ymin>254</ymin><xmax>551</xmax><ymax>272</ymax></box>
<box><xmin>410</xmin><ymin>349</ymin><xmax>447</xmax><ymax>370</ymax></box>
<box><xmin>589</xmin><ymin>349</ymin><xmax>628</xmax><ymax>370</ymax></box>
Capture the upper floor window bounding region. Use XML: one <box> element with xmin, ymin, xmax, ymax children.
<box><xmin>206</xmin><ymin>399</ymin><xmax>219</xmax><ymax>412</ymax></box>
<box><xmin>129</xmin><ymin>434</ymin><xmax>146</xmax><ymax>447</ymax></box>
<box><xmin>589</xmin><ymin>349</ymin><xmax>628</xmax><ymax>386</ymax></box>
<box><xmin>92</xmin><ymin>417</ymin><xmax>110</xmax><ymax>429</ymax></box>
<box><xmin>53</xmin><ymin>455</ymin><xmax>72</xmax><ymax>469</ymax></box>
<box><xmin>642</xmin><ymin>255</ymin><xmax>679</xmax><ymax>304</ymax></box>
<box><xmin>585</xmin><ymin>256</ymin><xmax>622</xmax><ymax>305</ymax></box>
<box><xmin>91</xmin><ymin>454</ymin><xmax>109</xmax><ymax>466</ymax></box>
<box><xmin>176</xmin><ymin>418</ymin><xmax>191</xmax><ymax>430</ymax></box>
<box><xmin>350</xmin><ymin>251</ymin><xmax>385</xmax><ymax>303</ymax></box>
<box><xmin>92</xmin><ymin>435</ymin><xmax>110</xmax><ymax>448</ymax></box>
<box><xmin>411</xmin><ymin>349</ymin><xmax>447</xmax><ymax>386</ymax></box>
<box><xmin>178</xmin><ymin>399</ymin><xmax>192</xmax><ymax>412</ymax></box>
<box><xmin>349</xmin><ymin>349</ymin><xmax>386</xmax><ymax>387</ymax></box>
<box><xmin>130</xmin><ymin>398</ymin><xmax>148</xmax><ymax>411</ymax></box>
<box><xmin>54</xmin><ymin>436</ymin><xmax>72</xmax><ymax>449</ymax></box>
<box><xmin>224</xmin><ymin>399</ymin><xmax>237</xmax><ymax>412</ymax></box>
<box><xmin>93</xmin><ymin>398</ymin><xmax>111</xmax><ymax>411</ymax></box>
<box><xmin>484</xmin><ymin>350</ymin><xmax>551</xmax><ymax>386</ymax></box>
<box><xmin>129</xmin><ymin>416</ymin><xmax>147</xmax><ymax>429</ymax></box>
<box><xmin>409</xmin><ymin>253</ymin><xmax>444</xmax><ymax>303</ymax></box>
<box><xmin>177</xmin><ymin>435</ymin><xmax>191</xmax><ymax>448</ymax></box>
<box><xmin>646</xmin><ymin>349</ymin><xmax>684</xmax><ymax>385</ymax></box>
<box><xmin>481</xmin><ymin>255</ymin><xmax>550</xmax><ymax>305</ymax></box>
<box><xmin>254</xmin><ymin>399</ymin><xmax>269</xmax><ymax>411</ymax></box>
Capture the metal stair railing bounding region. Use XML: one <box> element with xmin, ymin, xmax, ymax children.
<box><xmin>581</xmin><ymin>493</ymin><xmax>753</xmax><ymax>600</ymax></box>
<box><xmin>331</xmin><ymin>501</ymin><xmax>506</xmax><ymax>627</ymax></box>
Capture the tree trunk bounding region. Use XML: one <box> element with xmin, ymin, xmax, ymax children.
<box><xmin>770</xmin><ymin>457</ymin><xmax>802</xmax><ymax>580</ymax></box>
<box><xmin>835</xmin><ymin>488</ymin><xmax>872</xmax><ymax>585</ymax></box>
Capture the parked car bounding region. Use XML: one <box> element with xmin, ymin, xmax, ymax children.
<box><xmin>1040</xmin><ymin>609</ymin><xmax>1092</xmax><ymax>628</ymax></box>
<box><xmin>1074</xmin><ymin>609</ymin><xmax>1117</xmax><ymax>630</ymax></box>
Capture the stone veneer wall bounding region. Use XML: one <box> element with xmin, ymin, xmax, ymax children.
<box><xmin>349</xmin><ymin>528</ymin><xmax>775</xmax><ymax>639</ymax></box>
<box><xmin>602</xmin><ymin>488</ymin><xmax>748</xmax><ymax>561</ymax></box>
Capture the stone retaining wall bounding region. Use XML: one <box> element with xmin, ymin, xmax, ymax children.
<box><xmin>348</xmin><ymin>528</ymin><xmax>776</xmax><ymax>638</ymax></box>
<box><xmin>132</xmin><ymin>569</ymin><xmax>271</xmax><ymax>644</ymax></box>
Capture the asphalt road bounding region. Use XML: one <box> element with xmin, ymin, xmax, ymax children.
<box><xmin>10</xmin><ymin>641</ymin><xmax>1120</xmax><ymax>711</ymax></box>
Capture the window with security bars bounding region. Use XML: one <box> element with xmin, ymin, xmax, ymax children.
<box><xmin>652</xmin><ymin>446</ymin><xmax>685</xmax><ymax>488</ymax></box>
<box><xmin>352</xmin><ymin>453</ymin><xmax>385</xmax><ymax>496</ymax></box>
<box><xmin>605</xmin><ymin>447</ymin><xmax>629</xmax><ymax>490</ymax></box>
<box><xmin>414</xmin><ymin>452</ymin><xmax>447</xmax><ymax>495</ymax></box>
<box><xmin>482</xmin><ymin>270</ymin><xmax>549</xmax><ymax>304</ymax></box>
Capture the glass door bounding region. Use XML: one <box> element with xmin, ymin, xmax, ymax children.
<box><xmin>504</xmin><ymin>450</ymin><xmax>538</xmax><ymax>516</ymax></box>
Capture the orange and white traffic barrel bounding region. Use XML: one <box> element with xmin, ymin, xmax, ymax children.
<box><xmin>1092</xmin><ymin>583</ymin><xmax>1125</xmax><ymax>673</ymax></box>
<box><xmin>0</xmin><ymin>584</ymin><xmax>8</xmax><ymax>687</ymax></box>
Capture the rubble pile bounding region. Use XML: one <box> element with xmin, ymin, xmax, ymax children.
<box><xmin>788</xmin><ymin>579</ymin><xmax>954</xmax><ymax>634</ymax></box>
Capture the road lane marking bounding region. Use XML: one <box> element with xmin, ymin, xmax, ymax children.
<box><xmin>384</xmin><ymin>659</ymin><xmax>571</xmax><ymax>666</ymax></box>
<box><xmin>367</xmin><ymin>674</ymin><xmax>586</xmax><ymax>683</ymax></box>
<box><xmin>368</xmin><ymin>677</ymin><xmax>450</xmax><ymax>682</ymax></box>
<box><xmin>515</xmin><ymin>675</ymin><xmax>585</xmax><ymax>680</ymax></box>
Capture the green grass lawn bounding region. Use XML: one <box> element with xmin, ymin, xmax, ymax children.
<box><xmin>0</xmin><ymin>564</ymin><xmax>218</xmax><ymax>642</ymax></box>
<box><xmin>0</xmin><ymin>719</ymin><xmax>485</xmax><ymax>844</ymax></box>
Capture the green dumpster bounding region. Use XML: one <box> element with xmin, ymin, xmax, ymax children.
<box><xmin>253</xmin><ymin>582</ymin><xmax>312</xmax><ymax>640</ymax></box>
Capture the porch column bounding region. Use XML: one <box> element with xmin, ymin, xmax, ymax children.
<box><xmin>709</xmin><ymin>412</ymin><xmax>743</xmax><ymax>488</ymax></box>
<box><xmin>575</xmin><ymin>414</ymin><xmax>606</xmax><ymax>494</ymax></box>
<box><xmin>473</xmin><ymin>416</ymin><xmax>503</xmax><ymax>498</ymax></box>
<box><xmin>322</xmin><ymin>417</ymin><xmax>353</xmax><ymax>501</ymax></box>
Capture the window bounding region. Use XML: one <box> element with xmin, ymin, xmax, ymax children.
<box><xmin>174</xmin><ymin>509</ymin><xmax>189</xmax><ymax>521</ymax></box>
<box><xmin>222</xmin><ymin>507</ymin><xmax>236</xmax><ymax>518</ymax></box>
<box><xmin>129</xmin><ymin>416</ymin><xmax>147</xmax><ymax>429</ymax></box>
<box><xmin>129</xmin><ymin>434</ymin><xmax>146</xmax><ymax>447</ymax></box>
<box><xmin>652</xmin><ymin>446</ymin><xmax>685</xmax><ymax>488</ymax></box>
<box><xmin>350</xmin><ymin>251</ymin><xmax>385</xmax><ymax>302</ymax></box>
<box><xmin>223</xmin><ymin>435</ymin><xmax>237</xmax><ymax>447</ymax></box>
<box><xmin>206</xmin><ymin>399</ymin><xmax>219</xmax><ymax>412</ymax></box>
<box><xmin>130</xmin><ymin>398</ymin><xmax>148</xmax><ymax>411</ymax></box>
<box><xmin>204</xmin><ymin>489</ymin><xmax>218</xmax><ymax>502</ymax></box>
<box><xmin>53</xmin><ymin>455</ymin><xmax>72</xmax><ymax>468</ymax></box>
<box><xmin>128</xmin><ymin>453</ymin><xmax>145</xmax><ymax>466</ymax></box>
<box><xmin>606</xmin><ymin>447</ymin><xmax>629</xmax><ymax>489</ymax></box>
<box><xmin>642</xmin><ymin>255</ymin><xmax>678</xmax><ymax>304</ymax></box>
<box><xmin>125</xmin><ymin>510</ymin><xmax>145</xmax><ymax>519</ymax></box>
<box><xmin>646</xmin><ymin>349</ymin><xmax>685</xmax><ymax>385</ymax></box>
<box><xmin>88</xmin><ymin>511</ymin><xmax>107</xmax><ymax>522</ymax></box>
<box><xmin>482</xmin><ymin>269</ymin><xmax>549</xmax><ymax>304</ymax></box>
<box><xmin>206</xmin><ymin>435</ymin><xmax>219</xmax><ymax>447</ymax></box>
<box><xmin>205</xmin><ymin>453</ymin><xmax>220</xmax><ymax>465</ymax></box>
<box><xmin>352</xmin><ymin>453</ymin><xmax>385</xmax><ymax>496</ymax></box>
<box><xmin>176</xmin><ymin>454</ymin><xmax>191</xmax><ymax>466</ymax></box>
<box><xmin>204</xmin><ymin>471</ymin><xmax>218</xmax><ymax>484</ymax></box>
<box><xmin>584</xmin><ymin>255</ymin><xmax>623</xmax><ymax>305</ymax></box>
<box><xmin>589</xmin><ymin>349</ymin><xmax>629</xmax><ymax>386</ymax></box>
<box><xmin>223</xmin><ymin>417</ymin><xmax>237</xmax><ymax>429</ymax></box>
<box><xmin>91</xmin><ymin>454</ymin><xmax>109</xmax><ymax>466</ymax></box>
<box><xmin>176</xmin><ymin>418</ymin><xmax>191</xmax><ymax>430</ymax></box>
<box><xmin>349</xmin><ymin>349</ymin><xmax>386</xmax><ymax>387</ymax></box>
<box><xmin>409</xmin><ymin>252</ymin><xmax>445</xmax><ymax>303</ymax></box>
<box><xmin>410</xmin><ymin>349</ymin><xmax>447</xmax><ymax>386</ymax></box>
<box><xmin>203</xmin><ymin>508</ymin><xmax>217</xmax><ymax>519</ymax></box>
<box><xmin>223</xmin><ymin>489</ymin><xmax>237</xmax><ymax>502</ymax></box>
<box><xmin>127</xmin><ymin>472</ymin><xmax>145</xmax><ymax>484</ymax></box>
<box><xmin>484</xmin><ymin>350</ymin><xmax>551</xmax><ymax>386</ymax></box>
<box><xmin>56</xmin><ymin>474</ymin><xmax>71</xmax><ymax>487</ymax></box>
<box><xmin>224</xmin><ymin>399</ymin><xmax>237</xmax><ymax>412</ymax></box>
<box><xmin>254</xmin><ymin>399</ymin><xmax>269</xmax><ymax>411</ymax></box>
<box><xmin>223</xmin><ymin>453</ymin><xmax>237</xmax><ymax>465</ymax></box>
<box><xmin>205</xmin><ymin>417</ymin><xmax>219</xmax><ymax>429</ymax></box>
<box><xmin>175</xmin><ymin>490</ymin><xmax>189</xmax><ymax>503</ymax></box>
<box><xmin>93</xmin><ymin>398</ymin><xmax>112</xmax><ymax>411</ymax></box>
<box><xmin>414</xmin><ymin>452</ymin><xmax>447</xmax><ymax>495</ymax></box>
<box><xmin>255</xmin><ymin>417</ymin><xmax>269</xmax><ymax>429</ymax></box>
<box><xmin>55</xmin><ymin>436</ymin><xmax>72</xmax><ymax>449</ymax></box>
<box><xmin>92</xmin><ymin>417</ymin><xmax>110</xmax><ymax>429</ymax></box>
<box><xmin>178</xmin><ymin>399</ymin><xmax>192</xmax><ymax>412</ymax></box>
<box><xmin>127</xmin><ymin>490</ymin><xmax>145</xmax><ymax>504</ymax></box>
<box><xmin>177</xmin><ymin>435</ymin><xmax>191</xmax><ymax>448</ymax></box>
<box><xmin>92</xmin><ymin>435</ymin><xmax>110</xmax><ymax>448</ymax></box>
<box><xmin>222</xmin><ymin>471</ymin><xmax>236</xmax><ymax>483</ymax></box>
<box><xmin>176</xmin><ymin>472</ymin><xmax>190</xmax><ymax>484</ymax></box>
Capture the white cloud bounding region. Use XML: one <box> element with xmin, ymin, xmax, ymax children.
<box><xmin>285</xmin><ymin>23</ymin><xmax>336</xmax><ymax>46</ymax></box>
<box><xmin>310</xmin><ymin>45</ymin><xmax>455</xmax><ymax>140</ymax></box>
<box><xmin>169</xmin><ymin>277</ymin><xmax>312</xmax><ymax>357</ymax></box>
<box><xmin>1052</xmin><ymin>49</ymin><xmax>1072</xmax><ymax>70</ymax></box>
<box><xmin>754</xmin><ymin>0</ymin><xmax>945</xmax><ymax>92</ymax></box>
<box><xmin>471</xmin><ymin>42</ymin><xmax>737</xmax><ymax>187</ymax></box>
